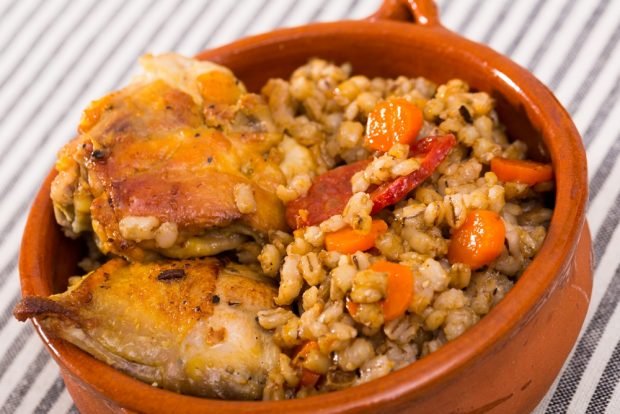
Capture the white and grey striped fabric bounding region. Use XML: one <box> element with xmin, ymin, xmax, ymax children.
<box><xmin>0</xmin><ymin>0</ymin><xmax>618</xmax><ymax>412</ymax></box>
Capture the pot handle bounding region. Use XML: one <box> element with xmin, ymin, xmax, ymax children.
<box><xmin>368</xmin><ymin>0</ymin><xmax>441</xmax><ymax>27</ymax></box>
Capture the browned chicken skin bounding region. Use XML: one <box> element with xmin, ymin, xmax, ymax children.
<box><xmin>14</xmin><ymin>258</ymin><xmax>280</xmax><ymax>400</ymax></box>
<box><xmin>51</xmin><ymin>55</ymin><xmax>287</xmax><ymax>261</ymax></box>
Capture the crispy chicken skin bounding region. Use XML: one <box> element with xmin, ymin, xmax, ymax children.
<box><xmin>14</xmin><ymin>258</ymin><xmax>280</xmax><ymax>400</ymax></box>
<box><xmin>51</xmin><ymin>54</ymin><xmax>287</xmax><ymax>261</ymax></box>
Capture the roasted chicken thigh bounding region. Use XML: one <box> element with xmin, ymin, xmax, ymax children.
<box><xmin>14</xmin><ymin>258</ymin><xmax>279</xmax><ymax>400</ymax></box>
<box><xmin>51</xmin><ymin>54</ymin><xmax>287</xmax><ymax>261</ymax></box>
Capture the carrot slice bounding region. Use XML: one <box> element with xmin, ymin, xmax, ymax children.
<box><xmin>448</xmin><ymin>210</ymin><xmax>506</xmax><ymax>270</ymax></box>
<box><xmin>490</xmin><ymin>157</ymin><xmax>553</xmax><ymax>186</ymax></box>
<box><xmin>324</xmin><ymin>219</ymin><xmax>388</xmax><ymax>254</ymax></box>
<box><xmin>369</xmin><ymin>261</ymin><xmax>414</xmax><ymax>322</ymax></box>
<box><xmin>365</xmin><ymin>98</ymin><xmax>423</xmax><ymax>152</ymax></box>
<box><xmin>346</xmin><ymin>261</ymin><xmax>413</xmax><ymax>321</ymax></box>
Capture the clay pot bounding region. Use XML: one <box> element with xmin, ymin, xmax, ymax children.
<box><xmin>18</xmin><ymin>0</ymin><xmax>591</xmax><ymax>412</ymax></box>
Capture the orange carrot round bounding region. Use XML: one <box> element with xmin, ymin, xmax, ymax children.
<box><xmin>365</xmin><ymin>98</ymin><xmax>423</xmax><ymax>152</ymax></box>
<box><xmin>325</xmin><ymin>219</ymin><xmax>388</xmax><ymax>254</ymax></box>
<box><xmin>448</xmin><ymin>210</ymin><xmax>506</xmax><ymax>270</ymax></box>
<box><xmin>490</xmin><ymin>157</ymin><xmax>553</xmax><ymax>186</ymax></box>
<box><xmin>370</xmin><ymin>260</ymin><xmax>414</xmax><ymax>321</ymax></box>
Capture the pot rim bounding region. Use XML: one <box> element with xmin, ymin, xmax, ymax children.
<box><xmin>19</xmin><ymin>6</ymin><xmax>588</xmax><ymax>414</ymax></box>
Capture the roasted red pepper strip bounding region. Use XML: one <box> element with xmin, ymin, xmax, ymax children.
<box><xmin>285</xmin><ymin>135</ymin><xmax>456</xmax><ymax>229</ymax></box>
<box><xmin>370</xmin><ymin>134</ymin><xmax>456</xmax><ymax>213</ymax></box>
<box><xmin>285</xmin><ymin>160</ymin><xmax>369</xmax><ymax>228</ymax></box>
<box><xmin>299</xmin><ymin>368</ymin><xmax>321</xmax><ymax>388</ymax></box>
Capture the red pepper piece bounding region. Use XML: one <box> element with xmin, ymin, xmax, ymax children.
<box><xmin>299</xmin><ymin>368</ymin><xmax>321</xmax><ymax>388</ymax></box>
<box><xmin>285</xmin><ymin>134</ymin><xmax>456</xmax><ymax>229</ymax></box>
<box><xmin>285</xmin><ymin>160</ymin><xmax>369</xmax><ymax>229</ymax></box>
<box><xmin>370</xmin><ymin>134</ymin><xmax>456</xmax><ymax>213</ymax></box>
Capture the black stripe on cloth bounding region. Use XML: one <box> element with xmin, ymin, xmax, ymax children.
<box><xmin>0</xmin><ymin>0</ymin><xmax>42</xmax><ymax>55</ymax></box>
<box><xmin>34</xmin><ymin>376</ymin><xmax>65</xmax><ymax>414</ymax></box>
<box><xmin>0</xmin><ymin>0</ymin><xmax>72</xmax><ymax>92</ymax></box>
<box><xmin>545</xmin><ymin>211</ymin><xmax>620</xmax><ymax>413</ymax></box>
<box><xmin>542</xmin><ymin>69</ymin><xmax>620</xmax><ymax>408</ymax></box>
<box><xmin>2</xmin><ymin>347</ymin><xmax>50</xmax><ymax>413</ymax></box>
<box><xmin>270</xmin><ymin>0</ymin><xmax>299</xmax><ymax>28</ymax></box>
<box><xmin>109</xmin><ymin>0</ymin><xmax>186</xmax><ymax>88</ymax></box>
<box><xmin>0</xmin><ymin>256</ymin><xmax>18</xmax><ymax>287</ymax></box>
<box><xmin>0</xmin><ymin>0</ymin><xmax>20</xmax><ymax>24</ymax></box>
<box><xmin>198</xmin><ymin>1</ymin><xmax>241</xmax><ymax>50</ymax></box>
<box><xmin>440</xmin><ymin>0</ymin><xmax>455</xmax><ymax>15</ymax></box>
<box><xmin>0</xmin><ymin>193</ymin><xmax>33</xmax><ymax>253</ymax></box>
<box><xmin>0</xmin><ymin>295</ymin><xmax>21</xmax><ymax>342</ymax></box>
<box><xmin>593</xmin><ymin>190</ymin><xmax>620</xmax><ymax>268</ymax></box>
<box><xmin>527</xmin><ymin>0</ymin><xmax>577</xmax><ymax>71</ymax></box>
<box><xmin>589</xmin><ymin>132</ymin><xmax>620</xmax><ymax>203</ymax></box>
<box><xmin>0</xmin><ymin>0</ymin><xmax>149</xmax><ymax>235</ymax></box>
<box><xmin>0</xmin><ymin>0</ymin><xmax>128</xmax><ymax>167</ymax></box>
<box><xmin>567</xmin><ymin>21</ymin><xmax>620</xmax><ymax>115</ymax></box>
<box><xmin>547</xmin><ymin>0</ymin><xmax>611</xmax><ymax>90</ymax></box>
<box><xmin>503</xmin><ymin>0</ymin><xmax>547</xmax><ymax>57</ymax></box>
<box><xmin>538</xmin><ymin>94</ymin><xmax>620</xmax><ymax>412</ymax></box>
<box><xmin>67</xmin><ymin>405</ymin><xmax>79</xmax><ymax>414</ymax></box>
<box><xmin>0</xmin><ymin>0</ymin><xmax>103</xmax><ymax>127</ymax></box>
<box><xmin>226</xmin><ymin>0</ymin><xmax>270</xmax><ymax>45</ymax></box>
<box><xmin>455</xmin><ymin>0</ymin><xmax>483</xmax><ymax>35</ymax></box>
<box><xmin>583</xmin><ymin>74</ymin><xmax>620</xmax><ymax>149</ymax></box>
<box><xmin>480</xmin><ymin>0</ymin><xmax>514</xmax><ymax>44</ymax></box>
<box><xmin>0</xmin><ymin>1</ymin><xmax>17</xmax><ymax>23</ymax></box>
<box><xmin>307</xmin><ymin>0</ymin><xmax>330</xmax><ymax>23</ymax></box>
<box><xmin>169</xmin><ymin>0</ymin><xmax>215</xmax><ymax>51</ymax></box>
<box><xmin>586</xmin><ymin>337</ymin><xmax>620</xmax><ymax>413</ymax></box>
<box><xmin>345</xmin><ymin>0</ymin><xmax>362</xmax><ymax>19</ymax></box>
<box><xmin>0</xmin><ymin>324</ymin><xmax>33</xmax><ymax>384</ymax></box>
<box><xmin>0</xmin><ymin>2</ymin><xmax>130</xmax><ymax>245</ymax></box>
<box><xmin>0</xmin><ymin>290</ymin><xmax>19</xmax><ymax>332</ymax></box>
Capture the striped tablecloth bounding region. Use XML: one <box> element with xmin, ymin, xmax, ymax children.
<box><xmin>0</xmin><ymin>0</ymin><xmax>618</xmax><ymax>412</ymax></box>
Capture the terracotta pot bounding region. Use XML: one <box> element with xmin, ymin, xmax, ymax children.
<box><xmin>18</xmin><ymin>0</ymin><xmax>591</xmax><ymax>412</ymax></box>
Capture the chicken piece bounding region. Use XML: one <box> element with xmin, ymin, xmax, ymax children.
<box><xmin>13</xmin><ymin>258</ymin><xmax>281</xmax><ymax>400</ymax></box>
<box><xmin>51</xmin><ymin>54</ymin><xmax>288</xmax><ymax>261</ymax></box>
